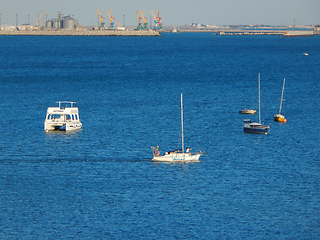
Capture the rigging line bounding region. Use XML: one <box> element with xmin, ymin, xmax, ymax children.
<box><xmin>183</xmin><ymin>112</ymin><xmax>202</xmax><ymax>153</ymax></box>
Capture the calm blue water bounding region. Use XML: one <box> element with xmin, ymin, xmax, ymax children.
<box><xmin>0</xmin><ymin>33</ymin><xmax>319</xmax><ymax>239</ymax></box>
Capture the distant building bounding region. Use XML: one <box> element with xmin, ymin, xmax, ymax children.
<box><xmin>190</xmin><ymin>23</ymin><xmax>207</xmax><ymax>28</ymax></box>
<box><xmin>19</xmin><ymin>24</ymin><xmax>31</xmax><ymax>30</ymax></box>
<box><xmin>1</xmin><ymin>24</ymin><xmax>16</xmax><ymax>30</ymax></box>
<box><xmin>46</xmin><ymin>14</ymin><xmax>79</xmax><ymax>30</ymax></box>
<box><xmin>190</xmin><ymin>23</ymin><xmax>221</xmax><ymax>29</ymax></box>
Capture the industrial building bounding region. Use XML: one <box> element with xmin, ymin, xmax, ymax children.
<box><xmin>45</xmin><ymin>13</ymin><xmax>79</xmax><ymax>30</ymax></box>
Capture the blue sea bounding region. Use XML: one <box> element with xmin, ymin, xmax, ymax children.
<box><xmin>0</xmin><ymin>33</ymin><xmax>319</xmax><ymax>239</ymax></box>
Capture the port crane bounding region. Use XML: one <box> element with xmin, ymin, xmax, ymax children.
<box><xmin>36</xmin><ymin>10</ymin><xmax>43</xmax><ymax>27</ymax></box>
<box><xmin>157</xmin><ymin>10</ymin><xmax>163</xmax><ymax>30</ymax></box>
<box><xmin>136</xmin><ymin>10</ymin><xmax>142</xmax><ymax>30</ymax></box>
<box><xmin>141</xmin><ymin>10</ymin><xmax>148</xmax><ymax>30</ymax></box>
<box><xmin>97</xmin><ymin>9</ymin><xmax>105</xmax><ymax>29</ymax></box>
<box><xmin>152</xmin><ymin>10</ymin><xmax>159</xmax><ymax>30</ymax></box>
<box><xmin>107</xmin><ymin>9</ymin><xmax>115</xmax><ymax>29</ymax></box>
<box><xmin>43</xmin><ymin>11</ymin><xmax>47</xmax><ymax>27</ymax></box>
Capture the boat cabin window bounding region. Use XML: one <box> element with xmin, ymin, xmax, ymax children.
<box><xmin>52</xmin><ymin>114</ymin><xmax>61</xmax><ymax>119</ymax></box>
<box><xmin>66</xmin><ymin>114</ymin><xmax>71</xmax><ymax>120</ymax></box>
<box><xmin>75</xmin><ymin>114</ymin><xmax>78</xmax><ymax>120</ymax></box>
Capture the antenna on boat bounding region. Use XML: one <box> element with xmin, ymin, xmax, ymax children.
<box><xmin>181</xmin><ymin>93</ymin><xmax>184</xmax><ymax>153</ymax></box>
<box><xmin>258</xmin><ymin>73</ymin><xmax>261</xmax><ymax>124</ymax></box>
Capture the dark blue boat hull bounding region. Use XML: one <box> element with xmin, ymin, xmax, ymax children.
<box><xmin>244</xmin><ymin>126</ymin><xmax>270</xmax><ymax>134</ymax></box>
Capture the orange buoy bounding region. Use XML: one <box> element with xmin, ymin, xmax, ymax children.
<box><xmin>283</xmin><ymin>118</ymin><xmax>287</xmax><ymax>123</ymax></box>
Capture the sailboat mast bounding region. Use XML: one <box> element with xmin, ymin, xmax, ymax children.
<box><xmin>258</xmin><ymin>73</ymin><xmax>261</xmax><ymax>124</ymax></box>
<box><xmin>279</xmin><ymin>78</ymin><xmax>285</xmax><ymax>114</ymax></box>
<box><xmin>181</xmin><ymin>93</ymin><xmax>184</xmax><ymax>153</ymax></box>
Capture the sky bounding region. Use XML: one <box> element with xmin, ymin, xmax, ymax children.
<box><xmin>0</xmin><ymin>0</ymin><xmax>319</xmax><ymax>27</ymax></box>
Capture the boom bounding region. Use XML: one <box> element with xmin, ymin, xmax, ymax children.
<box><xmin>36</xmin><ymin>10</ymin><xmax>43</xmax><ymax>27</ymax></box>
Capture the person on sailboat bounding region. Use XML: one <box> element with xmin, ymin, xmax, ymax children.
<box><xmin>186</xmin><ymin>147</ymin><xmax>192</xmax><ymax>155</ymax></box>
<box><xmin>155</xmin><ymin>146</ymin><xmax>160</xmax><ymax>156</ymax></box>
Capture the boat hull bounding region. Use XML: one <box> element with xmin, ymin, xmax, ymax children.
<box><xmin>284</xmin><ymin>31</ymin><xmax>313</xmax><ymax>37</ymax></box>
<box><xmin>239</xmin><ymin>109</ymin><xmax>256</xmax><ymax>114</ymax></box>
<box><xmin>274</xmin><ymin>114</ymin><xmax>285</xmax><ymax>122</ymax></box>
<box><xmin>44</xmin><ymin>122</ymin><xmax>82</xmax><ymax>131</ymax></box>
<box><xmin>243</xmin><ymin>121</ymin><xmax>270</xmax><ymax>134</ymax></box>
<box><xmin>152</xmin><ymin>153</ymin><xmax>201</xmax><ymax>162</ymax></box>
<box><xmin>244</xmin><ymin>126</ymin><xmax>270</xmax><ymax>134</ymax></box>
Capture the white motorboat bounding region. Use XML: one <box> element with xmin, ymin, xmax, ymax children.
<box><xmin>44</xmin><ymin>101</ymin><xmax>82</xmax><ymax>131</ymax></box>
<box><xmin>239</xmin><ymin>109</ymin><xmax>256</xmax><ymax>114</ymax></box>
<box><xmin>172</xmin><ymin>26</ymin><xmax>178</xmax><ymax>33</ymax></box>
<box><xmin>151</xmin><ymin>94</ymin><xmax>203</xmax><ymax>162</ymax></box>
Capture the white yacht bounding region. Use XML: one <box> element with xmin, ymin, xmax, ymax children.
<box><xmin>239</xmin><ymin>109</ymin><xmax>256</xmax><ymax>114</ymax></box>
<box><xmin>44</xmin><ymin>101</ymin><xmax>82</xmax><ymax>131</ymax></box>
<box><xmin>151</xmin><ymin>94</ymin><xmax>203</xmax><ymax>162</ymax></box>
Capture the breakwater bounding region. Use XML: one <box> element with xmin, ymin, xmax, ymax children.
<box><xmin>1</xmin><ymin>29</ymin><xmax>318</xmax><ymax>37</ymax></box>
<box><xmin>179</xmin><ymin>29</ymin><xmax>319</xmax><ymax>35</ymax></box>
<box><xmin>0</xmin><ymin>29</ymin><xmax>161</xmax><ymax>36</ymax></box>
<box><xmin>180</xmin><ymin>29</ymin><xmax>286</xmax><ymax>35</ymax></box>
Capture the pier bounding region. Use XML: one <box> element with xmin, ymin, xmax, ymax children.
<box><xmin>0</xmin><ymin>29</ymin><xmax>161</xmax><ymax>36</ymax></box>
<box><xmin>175</xmin><ymin>29</ymin><xmax>319</xmax><ymax>36</ymax></box>
<box><xmin>179</xmin><ymin>29</ymin><xmax>287</xmax><ymax>35</ymax></box>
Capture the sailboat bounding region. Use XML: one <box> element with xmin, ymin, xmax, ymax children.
<box><xmin>274</xmin><ymin>78</ymin><xmax>287</xmax><ymax>122</ymax></box>
<box><xmin>243</xmin><ymin>73</ymin><xmax>270</xmax><ymax>134</ymax></box>
<box><xmin>151</xmin><ymin>93</ymin><xmax>203</xmax><ymax>162</ymax></box>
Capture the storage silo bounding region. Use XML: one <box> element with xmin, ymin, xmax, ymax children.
<box><xmin>46</xmin><ymin>20</ymin><xmax>53</xmax><ymax>28</ymax></box>
<box><xmin>62</xmin><ymin>16</ymin><xmax>78</xmax><ymax>29</ymax></box>
<box><xmin>53</xmin><ymin>20</ymin><xmax>61</xmax><ymax>29</ymax></box>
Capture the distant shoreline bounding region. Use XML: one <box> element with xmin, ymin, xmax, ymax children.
<box><xmin>0</xmin><ymin>29</ymin><xmax>161</xmax><ymax>36</ymax></box>
<box><xmin>175</xmin><ymin>29</ymin><xmax>319</xmax><ymax>35</ymax></box>
<box><xmin>0</xmin><ymin>29</ymin><xmax>318</xmax><ymax>36</ymax></box>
